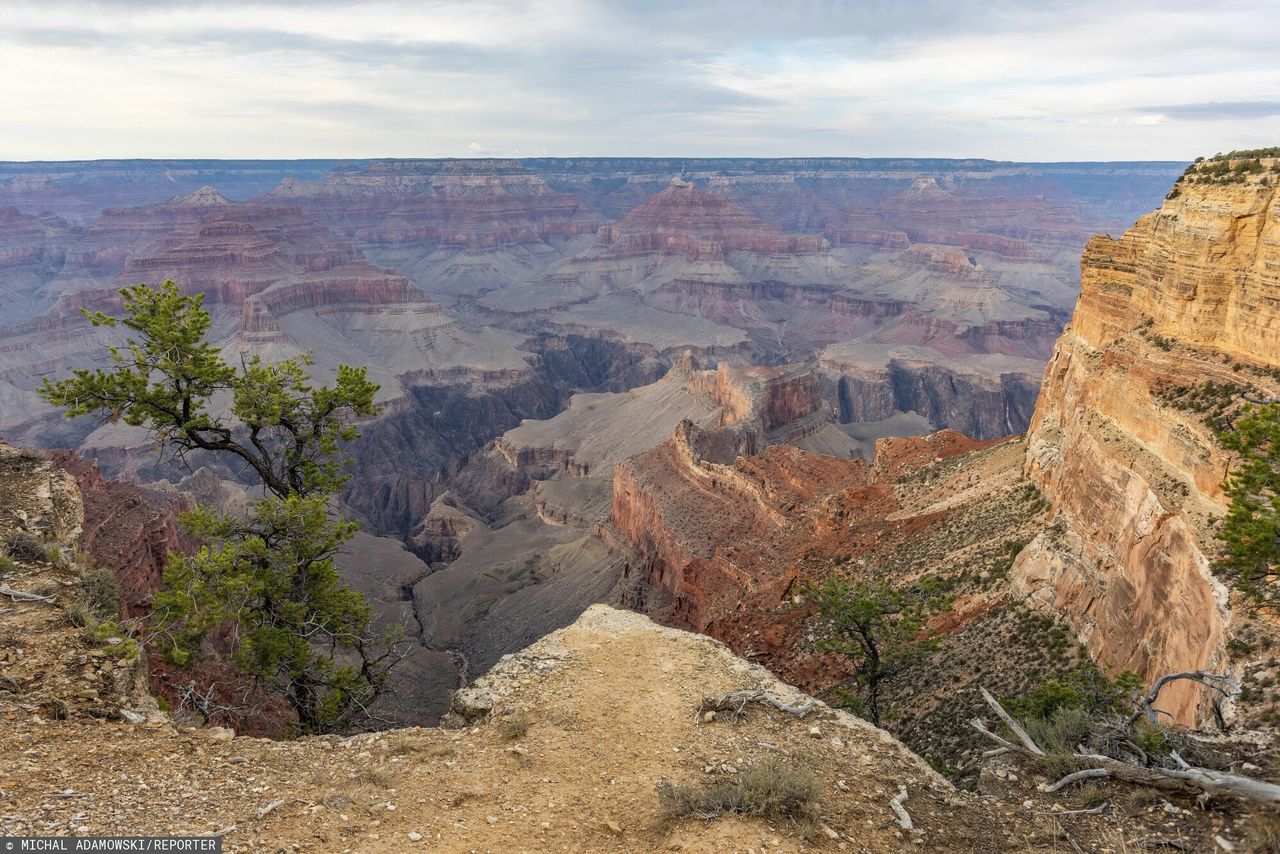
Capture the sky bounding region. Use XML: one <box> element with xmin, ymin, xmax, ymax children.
<box><xmin>2</xmin><ymin>0</ymin><xmax>1278</xmax><ymax>161</ymax></box>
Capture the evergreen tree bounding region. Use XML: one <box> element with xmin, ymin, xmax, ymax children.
<box><xmin>40</xmin><ymin>280</ymin><xmax>401</xmax><ymax>733</ymax></box>
<box><xmin>1219</xmin><ymin>402</ymin><xmax>1280</xmax><ymax>598</ymax></box>
<box><xmin>809</xmin><ymin>576</ymin><xmax>939</xmax><ymax>726</ymax></box>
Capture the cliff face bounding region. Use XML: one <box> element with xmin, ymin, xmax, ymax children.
<box><xmin>50</xmin><ymin>451</ymin><xmax>194</xmax><ymax>620</ymax></box>
<box><xmin>1013</xmin><ymin>163</ymin><xmax>1280</xmax><ymax>724</ymax></box>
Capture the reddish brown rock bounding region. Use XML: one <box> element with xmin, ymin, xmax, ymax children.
<box><xmin>610</xmin><ymin>425</ymin><xmax>993</xmax><ymax>691</ymax></box>
<box><xmin>597</xmin><ymin>179</ymin><xmax>826</xmax><ymax>259</ymax></box>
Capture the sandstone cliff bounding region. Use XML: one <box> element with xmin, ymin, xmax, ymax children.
<box><xmin>1013</xmin><ymin>159</ymin><xmax>1280</xmax><ymax>724</ymax></box>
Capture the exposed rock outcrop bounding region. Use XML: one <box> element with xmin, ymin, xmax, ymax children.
<box><xmin>1012</xmin><ymin>161</ymin><xmax>1280</xmax><ymax>724</ymax></box>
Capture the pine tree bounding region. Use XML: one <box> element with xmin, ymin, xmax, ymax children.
<box><xmin>1219</xmin><ymin>402</ymin><xmax>1280</xmax><ymax>598</ymax></box>
<box><xmin>41</xmin><ymin>280</ymin><xmax>401</xmax><ymax>733</ymax></box>
<box><xmin>809</xmin><ymin>576</ymin><xmax>939</xmax><ymax>726</ymax></box>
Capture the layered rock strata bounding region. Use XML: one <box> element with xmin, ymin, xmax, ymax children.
<box><xmin>1012</xmin><ymin>160</ymin><xmax>1280</xmax><ymax>724</ymax></box>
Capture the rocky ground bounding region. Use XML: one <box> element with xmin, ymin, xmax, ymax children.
<box><xmin>4</xmin><ymin>591</ymin><xmax>1264</xmax><ymax>853</ymax></box>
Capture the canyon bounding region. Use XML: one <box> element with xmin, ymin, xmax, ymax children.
<box><xmin>0</xmin><ymin>155</ymin><xmax>1216</xmax><ymax>740</ymax></box>
<box><xmin>603</xmin><ymin>155</ymin><xmax>1280</xmax><ymax>763</ymax></box>
<box><xmin>2</xmin><ymin>150</ymin><xmax>1279</xmax><ymax>849</ymax></box>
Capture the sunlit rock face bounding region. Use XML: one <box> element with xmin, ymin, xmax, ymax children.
<box><xmin>1014</xmin><ymin>166</ymin><xmax>1280</xmax><ymax>725</ymax></box>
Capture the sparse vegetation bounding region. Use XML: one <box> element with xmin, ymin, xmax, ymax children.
<box><xmin>1176</xmin><ymin>150</ymin><xmax>1277</xmax><ymax>188</ymax></box>
<box><xmin>1156</xmin><ymin>379</ymin><xmax>1254</xmax><ymax>433</ymax></box>
<box><xmin>499</xmin><ymin>712</ymin><xmax>531</xmax><ymax>741</ymax></box>
<box><xmin>657</xmin><ymin>759</ymin><xmax>821</xmax><ymax>826</ymax></box>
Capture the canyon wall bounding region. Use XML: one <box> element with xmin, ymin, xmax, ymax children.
<box><xmin>1013</xmin><ymin>160</ymin><xmax>1280</xmax><ymax>724</ymax></box>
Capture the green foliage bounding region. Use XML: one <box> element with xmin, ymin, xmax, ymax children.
<box><xmin>1208</xmin><ymin>147</ymin><xmax>1280</xmax><ymax>161</ymax></box>
<box><xmin>91</xmin><ymin>620</ymin><xmax>139</xmax><ymax>659</ymax></box>
<box><xmin>0</xmin><ymin>554</ymin><xmax>13</xmax><ymax>575</ymax></box>
<box><xmin>1217</xmin><ymin>402</ymin><xmax>1280</xmax><ymax>597</ymax></box>
<box><xmin>657</xmin><ymin>759</ymin><xmax>821</xmax><ymax>825</ymax></box>
<box><xmin>150</xmin><ymin>495</ymin><xmax>402</xmax><ymax>734</ymax></box>
<box><xmin>1006</xmin><ymin>663</ymin><xmax>1143</xmax><ymax>722</ymax></box>
<box><xmin>810</xmin><ymin>575</ymin><xmax>943</xmax><ymax>725</ymax></box>
<box><xmin>39</xmin><ymin>280</ymin><xmax>378</xmax><ymax>500</ymax></box>
<box><xmin>40</xmin><ymin>279</ymin><xmax>395</xmax><ymax>735</ymax></box>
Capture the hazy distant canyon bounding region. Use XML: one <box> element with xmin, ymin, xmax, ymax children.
<box><xmin>0</xmin><ymin>156</ymin><xmax>1182</xmax><ymax>722</ymax></box>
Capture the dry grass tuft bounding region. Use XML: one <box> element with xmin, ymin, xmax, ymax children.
<box><xmin>355</xmin><ymin>764</ymin><xmax>396</xmax><ymax>788</ymax></box>
<box><xmin>657</xmin><ymin>758</ymin><xmax>821</xmax><ymax>827</ymax></box>
<box><xmin>499</xmin><ymin>713</ymin><xmax>531</xmax><ymax>741</ymax></box>
<box><xmin>1246</xmin><ymin>813</ymin><xmax>1280</xmax><ymax>853</ymax></box>
<box><xmin>387</xmin><ymin>734</ymin><xmax>420</xmax><ymax>755</ymax></box>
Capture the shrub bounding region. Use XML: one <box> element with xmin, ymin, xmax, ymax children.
<box><xmin>657</xmin><ymin>759</ymin><xmax>821</xmax><ymax>825</ymax></box>
<box><xmin>91</xmin><ymin>620</ymin><xmax>139</xmax><ymax>659</ymax></box>
<box><xmin>6</xmin><ymin>532</ymin><xmax>47</xmax><ymax>562</ymax></box>
<box><xmin>499</xmin><ymin>713</ymin><xmax>531</xmax><ymax>741</ymax></box>
<box><xmin>76</xmin><ymin>566</ymin><xmax>122</xmax><ymax>623</ymax></box>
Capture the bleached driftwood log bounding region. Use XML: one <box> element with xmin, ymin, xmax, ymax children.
<box><xmin>971</xmin><ymin>686</ymin><xmax>1280</xmax><ymax>808</ymax></box>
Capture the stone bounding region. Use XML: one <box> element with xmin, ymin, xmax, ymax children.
<box><xmin>1012</xmin><ymin>171</ymin><xmax>1280</xmax><ymax>726</ymax></box>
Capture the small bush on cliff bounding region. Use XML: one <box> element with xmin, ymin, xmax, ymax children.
<box><xmin>1217</xmin><ymin>401</ymin><xmax>1280</xmax><ymax>599</ymax></box>
<box><xmin>39</xmin><ymin>279</ymin><xmax>403</xmax><ymax>735</ymax></box>
<box><xmin>6</xmin><ymin>531</ymin><xmax>47</xmax><ymax>563</ymax></box>
<box><xmin>809</xmin><ymin>576</ymin><xmax>943</xmax><ymax>726</ymax></box>
<box><xmin>73</xmin><ymin>564</ymin><xmax>123</xmax><ymax>625</ymax></box>
<box><xmin>657</xmin><ymin>759</ymin><xmax>821</xmax><ymax>825</ymax></box>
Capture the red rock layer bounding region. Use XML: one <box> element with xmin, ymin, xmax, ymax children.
<box><xmin>610</xmin><ymin>428</ymin><xmax>991</xmax><ymax>690</ymax></box>
<box><xmin>598</xmin><ymin>180</ymin><xmax>826</xmax><ymax>258</ymax></box>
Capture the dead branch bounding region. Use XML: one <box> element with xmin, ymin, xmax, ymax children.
<box><xmin>1043</xmin><ymin>768</ymin><xmax>1110</xmax><ymax>793</ymax></box>
<box><xmin>889</xmin><ymin>785</ymin><xmax>912</xmax><ymax>830</ymax></box>
<box><xmin>1127</xmin><ymin>671</ymin><xmax>1239</xmax><ymax>727</ymax></box>
<box><xmin>0</xmin><ymin>586</ymin><xmax>55</xmax><ymax>604</ymax></box>
<box><xmin>1053</xmin><ymin>801</ymin><xmax>1111</xmax><ymax>816</ymax></box>
<box><xmin>696</xmin><ymin>689</ymin><xmax>814</xmax><ymax>724</ymax></box>
<box><xmin>979</xmin><ymin>687</ymin><xmax>1044</xmax><ymax>755</ymax></box>
<box><xmin>971</xmin><ymin>687</ymin><xmax>1280</xmax><ymax>809</ymax></box>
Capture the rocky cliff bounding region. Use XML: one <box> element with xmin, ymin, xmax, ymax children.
<box><xmin>1012</xmin><ymin>157</ymin><xmax>1280</xmax><ymax>724</ymax></box>
<box><xmin>0</xmin><ymin>442</ymin><xmax>1254</xmax><ymax>851</ymax></box>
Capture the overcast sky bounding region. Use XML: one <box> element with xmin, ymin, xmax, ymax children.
<box><xmin>2</xmin><ymin>0</ymin><xmax>1277</xmax><ymax>161</ymax></box>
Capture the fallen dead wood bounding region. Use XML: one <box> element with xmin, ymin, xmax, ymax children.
<box><xmin>971</xmin><ymin>687</ymin><xmax>1280</xmax><ymax>809</ymax></box>
<box><xmin>889</xmin><ymin>785</ymin><xmax>912</xmax><ymax>830</ymax></box>
<box><xmin>0</xmin><ymin>586</ymin><xmax>55</xmax><ymax>604</ymax></box>
<box><xmin>696</xmin><ymin>689</ymin><xmax>814</xmax><ymax>724</ymax></box>
<box><xmin>1127</xmin><ymin>671</ymin><xmax>1239</xmax><ymax>727</ymax></box>
<box><xmin>1043</xmin><ymin>768</ymin><xmax>1109</xmax><ymax>794</ymax></box>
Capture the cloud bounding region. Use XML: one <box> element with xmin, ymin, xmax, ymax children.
<box><xmin>1138</xmin><ymin>101</ymin><xmax>1280</xmax><ymax>121</ymax></box>
<box><xmin>0</xmin><ymin>0</ymin><xmax>1278</xmax><ymax>159</ymax></box>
